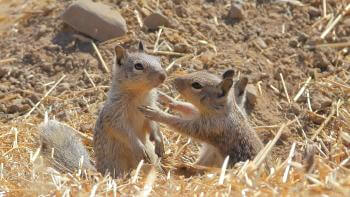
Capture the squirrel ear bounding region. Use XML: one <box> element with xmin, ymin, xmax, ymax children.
<box><xmin>222</xmin><ymin>69</ymin><xmax>235</xmax><ymax>79</ymax></box>
<box><xmin>234</xmin><ymin>77</ymin><xmax>248</xmax><ymax>97</ymax></box>
<box><xmin>138</xmin><ymin>41</ymin><xmax>144</xmax><ymax>52</ymax></box>
<box><xmin>114</xmin><ymin>45</ymin><xmax>127</xmax><ymax>66</ymax></box>
<box><xmin>218</xmin><ymin>78</ymin><xmax>233</xmax><ymax>98</ymax></box>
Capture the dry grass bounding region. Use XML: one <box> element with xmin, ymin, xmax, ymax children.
<box><xmin>0</xmin><ymin>68</ymin><xmax>349</xmax><ymax>196</ymax></box>
<box><xmin>1</xmin><ymin>0</ymin><xmax>350</xmax><ymax>196</ymax></box>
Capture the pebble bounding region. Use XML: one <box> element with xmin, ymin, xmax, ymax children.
<box><xmin>256</xmin><ymin>37</ymin><xmax>267</xmax><ymax>49</ymax></box>
<box><xmin>311</xmin><ymin>94</ymin><xmax>332</xmax><ymax>112</ymax></box>
<box><xmin>7</xmin><ymin>99</ymin><xmax>29</xmax><ymax>114</ymax></box>
<box><xmin>61</xmin><ymin>0</ymin><xmax>127</xmax><ymax>42</ymax></box>
<box><xmin>0</xmin><ymin>84</ymin><xmax>9</xmax><ymax>92</ymax></box>
<box><xmin>308</xmin><ymin>7</ymin><xmax>321</xmax><ymax>18</ymax></box>
<box><xmin>0</xmin><ymin>68</ymin><xmax>8</xmax><ymax>78</ymax></box>
<box><xmin>229</xmin><ymin>1</ymin><xmax>245</xmax><ymax>20</ymax></box>
<box><xmin>143</xmin><ymin>13</ymin><xmax>170</xmax><ymax>30</ymax></box>
<box><xmin>57</xmin><ymin>82</ymin><xmax>71</xmax><ymax>93</ymax></box>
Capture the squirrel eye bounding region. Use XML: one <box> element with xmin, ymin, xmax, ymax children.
<box><xmin>134</xmin><ymin>63</ymin><xmax>144</xmax><ymax>70</ymax></box>
<box><xmin>191</xmin><ymin>82</ymin><xmax>202</xmax><ymax>89</ymax></box>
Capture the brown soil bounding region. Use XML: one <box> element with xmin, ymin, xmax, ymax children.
<box><xmin>0</xmin><ymin>0</ymin><xmax>349</xmax><ymax>196</ymax></box>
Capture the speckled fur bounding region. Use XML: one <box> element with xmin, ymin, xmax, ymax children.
<box><xmin>39</xmin><ymin>117</ymin><xmax>95</xmax><ymax>173</ymax></box>
<box><xmin>140</xmin><ymin>70</ymin><xmax>264</xmax><ymax>168</ymax></box>
<box><xmin>94</xmin><ymin>43</ymin><xmax>166</xmax><ymax>177</ymax></box>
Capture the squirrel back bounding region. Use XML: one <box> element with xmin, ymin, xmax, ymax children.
<box><xmin>39</xmin><ymin>115</ymin><xmax>95</xmax><ymax>173</ymax></box>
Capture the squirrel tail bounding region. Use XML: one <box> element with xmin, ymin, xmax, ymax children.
<box><xmin>39</xmin><ymin>112</ymin><xmax>95</xmax><ymax>173</ymax></box>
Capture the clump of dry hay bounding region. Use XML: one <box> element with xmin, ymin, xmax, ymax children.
<box><xmin>0</xmin><ymin>74</ymin><xmax>349</xmax><ymax>196</ymax></box>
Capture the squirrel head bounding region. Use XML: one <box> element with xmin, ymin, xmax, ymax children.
<box><xmin>112</xmin><ymin>41</ymin><xmax>166</xmax><ymax>92</ymax></box>
<box><xmin>173</xmin><ymin>69</ymin><xmax>245</xmax><ymax>114</ymax></box>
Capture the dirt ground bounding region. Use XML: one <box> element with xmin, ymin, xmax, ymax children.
<box><xmin>0</xmin><ymin>0</ymin><xmax>350</xmax><ymax>196</ymax></box>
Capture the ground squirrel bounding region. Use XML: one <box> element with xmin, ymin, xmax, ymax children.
<box><xmin>94</xmin><ymin>42</ymin><xmax>166</xmax><ymax>177</ymax></box>
<box><xmin>139</xmin><ymin>70</ymin><xmax>264</xmax><ymax>168</ymax></box>
<box><xmin>40</xmin><ymin>42</ymin><xmax>166</xmax><ymax>178</ymax></box>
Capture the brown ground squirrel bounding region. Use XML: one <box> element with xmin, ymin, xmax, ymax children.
<box><xmin>139</xmin><ymin>70</ymin><xmax>264</xmax><ymax>168</ymax></box>
<box><xmin>94</xmin><ymin>42</ymin><xmax>166</xmax><ymax>177</ymax></box>
<box><xmin>40</xmin><ymin>42</ymin><xmax>166</xmax><ymax>178</ymax></box>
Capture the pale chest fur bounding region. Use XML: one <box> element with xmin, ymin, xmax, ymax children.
<box><xmin>104</xmin><ymin>89</ymin><xmax>157</xmax><ymax>143</ymax></box>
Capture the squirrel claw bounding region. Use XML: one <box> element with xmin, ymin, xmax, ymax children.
<box><xmin>138</xmin><ymin>106</ymin><xmax>160</xmax><ymax>121</ymax></box>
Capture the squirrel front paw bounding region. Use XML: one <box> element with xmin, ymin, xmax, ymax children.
<box><xmin>138</xmin><ymin>106</ymin><xmax>163</xmax><ymax>122</ymax></box>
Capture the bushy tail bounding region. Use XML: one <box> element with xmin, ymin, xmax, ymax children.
<box><xmin>39</xmin><ymin>113</ymin><xmax>95</xmax><ymax>173</ymax></box>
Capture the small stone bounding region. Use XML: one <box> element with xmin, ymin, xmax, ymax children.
<box><xmin>29</xmin><ymin>94</ymin><xmax>40</xmax><ymax>103</ymax></box>
<box><xmin>41</xmin><ymin>62</ymin><xmax>53</xmax><ymax>73</ymax></box>
<box><xmin>143</xmin><ymin>13</ymin><xmax>170</xmax><ymax>30</ymax></box>
<box><xmin>289</xmin><ymin>102</ymin><xmax>301</xmax><ymax>116</ymax></box>
<box><xmin>245</xmin><ymin>84</ymin><xmax>258</xmax><ymax>106</ymax></box>
<box><xmin>229</xmin><ymin>1</ymin><xmax>245</xmax><ymax>20</ymax></box>
<box><xmin>289</xmin><ymin>39</ymin><xmax>298</xmax><ymax>48</ymax></box>
<box><xmin>57</xmin><ymin>83</ymin><xmax>71</xmax><ymax>93</ymax></box>
<box><xmin>0</xmin><ymin>68</ymin><xmax>8</xmax><ymax>78</ymax></box>
<box><xmin>311</xmin><ymin>94</ymin><xmax>332</xmax><ymax>112</ymax></box>
<box><xmin>256</xmin><ymin>37</ymin><xmax>267</xmax><ymax>49</ymax></box>
<box><xmin>61</xmin><ymin>0</ymin><xmax>127</xmax><ymax>42</ymax></box>
<box><xmin>7</xmin><ymin>99</ymin><xmax>24</xmax><ymax>114</ymax></box>
<box><xmin>308</xmin><ymin>7</ymin><xmax>321</xmax><ymax>18</ymax></box>
<box><xmin>0</xmin><ymin>104</ymin><xmax>7</xmax><ymax>113</ymax></box>
<box><xmin>0</xmin><ymin>84</ymin><xmax>9</xmax><ymax>92</ymax></box>
<box><xmin>174</xmin><ymin>43</ymin><xmax>192</xmax><ymax>53</ymax></box>
<box><xmin>175</xmin><ymin>5</ymin><xmax>188</xmax><ymax>18</ymax></box>
<box><xmin>313</xmin><ymin>52</ymin><xmax>330</xmax><ymax>72</ymax></box>
<box><xmin>297</xmin><ymin>32</ymin><xmax>309</xmax><ymax>43</ymax></box>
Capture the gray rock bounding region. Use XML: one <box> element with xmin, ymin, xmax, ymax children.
<box><xmin>143</xmin><ymin>13</ymin><xmax>170</xmax><ymax>30</ymax></box>
<box><xmin>229</xmin><ymin>1</ymin><xmax>245</xmax><ymax>20</ymax></box>
<box><xmin>61</xmin><ymin>0</ymin><xmax>127</xmax><ymax>42</ymax></box>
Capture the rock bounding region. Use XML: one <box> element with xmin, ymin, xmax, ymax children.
<box><xmin>174</xmin><ymin>43</ymin><xmax>192</xmax><ymax>53</ymax></box>
<box><xmin>57</xmin><ymin>82</ymin><xmax>71</xmax><ymax>93</ymax></box>
<box><xmin>256</xmin><ymin>37</ymin><xmax>267</xmax><ymax>49</ymax></box>
<box><xmin>7</xmin><ymin>99</ymin><xmax>26</xmax><ymax>114</ymax></box>
<box><xmin>308</xmin><ymin>7</ymin><xmax>321</xmax><ymax>18</ymax></box>
<box><xmin>61</xmin><ymin>0</ymin><xmax>127</xmax><ymax>42</ymax></box>
<box><xmin>175</xmin><ymin>5</ymin><xmax>188</xmax><ymax>18</ymax></box>
<box><xmin>313</xmin><ymin>52</ymin><xmax>330</xmax><ymax>72</ymax></box>
<box><xmin>143</xmin><ymin>13</ymin><xmax>170</xmax><ymax>30</ymax></box>
<box><xmin>311</xmin><ymin>94</ymin><xmax>332</xmax><ymax>112</ymax></box>
<box><xmin>0</xmin><ymin>104</ymin><xmax>6</xmax><ymax>113</ymax></box>
<box><xmin>0</xmin><ymin>68</ymin><xmax>8</xmax><ymax>79</ymax></box>
<box><xmin>245</xmin><ymin>84</ymin><xmax>258</xmax><ymax>106</ymax></box>
<box><xmin>289</xmin><ymin>39</ymin><xmax>298</xmax><ymax>48</ymax></box>
<box><xmin>29</xmin><ymin>94</ymin><xmax>40</xmax><ymax>104</ymax></box>
<box><xmin>229</xmin><ymin>1</ymin><xmax>245</xmax><ymax>20</ymax></box>
<box><xmin>289</xmin><ymin>102</ymin><xmax>301</xmax><ymax>116</ymax></box>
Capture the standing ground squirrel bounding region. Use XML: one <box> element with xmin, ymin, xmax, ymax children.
<box><xmin>139</xmin><ymin>70</ymin><xmax>264</xmax><ymax>168</ymax></box>
<box><xmin>39</xmin><ymin>42</ymin><xmax>166</xmax><ymax>178</ymax></box>
<box><xmin>94</xmin><ymin>42</ymin><xmax>166</xmax><ymax>177</ymax></box>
